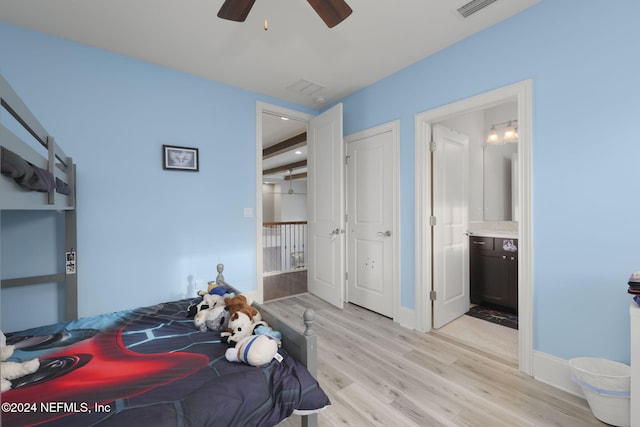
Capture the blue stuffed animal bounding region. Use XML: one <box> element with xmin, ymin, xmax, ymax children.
<box><xmin>254</xmin><ymin>324</ymin><xmax>282</xmax><ymax>346</ymax></box>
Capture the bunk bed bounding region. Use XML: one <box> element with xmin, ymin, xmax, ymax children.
<box><xmin>0</xmin><ymin>72</ymin><xmax>77</xmax><ymax>321</ymax></box>
<box><xmin>0</xmin><ymin>73</ymin><xmax>327</xmax><ymax>426</ymax></box>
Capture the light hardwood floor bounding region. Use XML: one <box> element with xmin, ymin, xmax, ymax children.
<box><xmin>435</xmin><ymin>312</ymin><xmax>518</xmax><ymax>366</ymax></box>
<box><xmin>266</xmin><ymin>293</ymin><xmax>605</xmax><ymax>427</ymax></box>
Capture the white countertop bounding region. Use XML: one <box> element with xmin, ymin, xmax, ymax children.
<box><xmin>468</xmin><ymin>221</ymin><xmax>518</xmax><ymax>239</ymax></box>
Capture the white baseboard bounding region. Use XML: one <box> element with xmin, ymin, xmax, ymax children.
<box><xmin>533</xmin><ymin>350</ymin><xmax>584</xmax><ymax>398</ymax></box>
<box><xmin>396</xmin><ymin>305</ymin><xmax>417</xmax><ymax>330</ymax></box>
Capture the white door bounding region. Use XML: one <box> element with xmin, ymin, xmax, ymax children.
<box><xmin>432</xmin><ymin>124</ymin><xmax>470</xmax><ymax>329</ymax></box>
<box><xmin>307</xmin><ymin>104</ymin><xmax>345</xmax><ymax>309</ymax></box>
<box><xmin>346</xmin><ymin>124</ymin><xmax>397</xmax><ymax>318</ymax></box>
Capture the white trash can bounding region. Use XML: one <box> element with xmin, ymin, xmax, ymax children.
<box><xmin>569</xmin><ymin>357</ymin><xmax>630</xmax><ymax>427</ymax></box>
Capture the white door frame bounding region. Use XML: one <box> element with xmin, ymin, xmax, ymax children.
<box><xmin>414</xmin><ymin>80</ymin><xmax>533</xmax><ymax>375</ymax></box>
<box><xmin>345</xmin><ymin>120</ymin><xmax>401</xmax><ymax>320</ymax></box>
<box><xmin>255</xmin><ymin>102</ymin><xmax>312</xmax><ymax>304</ymax></box>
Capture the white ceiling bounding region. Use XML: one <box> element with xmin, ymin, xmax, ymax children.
<box><xmin>0</xmin><ymin>0</ymin><xmax>539</xmax><ymax>109</ymax></box>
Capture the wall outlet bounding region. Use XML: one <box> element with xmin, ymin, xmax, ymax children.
<box><xmin>243</xmin><ymin>208</ymin><xmax>253</xmax><ymax>218</ymax></box>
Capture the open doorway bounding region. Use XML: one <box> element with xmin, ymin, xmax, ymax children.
<box><xmin>256</xmin><ymin>102</ymin><xmax>347</xmax><ymax>308</ymax></box>
<box><xmin>256</xmin><ymin>103</ymin><xmax>312</xmax><ymax>302</ymax></box>
<box><xmin>434</xmin><ymin>101</ymin><xmax>519</xmax><ymax>365</ymax></box>
<box><xmin>415</xmin><ymin>81</ymin><xmax>533</xmax><ymax>375</ymax></box>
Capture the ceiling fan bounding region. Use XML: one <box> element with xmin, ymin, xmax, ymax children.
<box><xmin>217</xmin><ymin>0</ymin><xmax>352</xmax><ymax>28</ymax></box>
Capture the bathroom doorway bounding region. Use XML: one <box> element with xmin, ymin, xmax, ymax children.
<box><xmin>415</xmin><ymin>80</ymin><xmax>533</xmax><ymax>375</ymax></box>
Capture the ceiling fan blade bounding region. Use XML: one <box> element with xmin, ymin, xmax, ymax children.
<box><xmin>307</xmin><ymin>0</ymin><xmax>353</xmax><ymax>28</ymax></box>
<box><xmin>217</xmin><ymin>0</ymin><xmax>256</xmax><ymax>22</ymax></box>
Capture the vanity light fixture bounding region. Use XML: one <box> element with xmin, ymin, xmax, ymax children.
<box><xmin>503</xmin><ymin>121</ymin><xmax>517</xmax><ymax>141</ymax></box>
<box><xmin>486</xmin><ymin>125</ymin><xmax>499</xmax><ymax>143</ymax></box>
<box><xmin>486</xmin><ymin>119</ymin><xmax>518</xmax><ymax>144</ymax></box>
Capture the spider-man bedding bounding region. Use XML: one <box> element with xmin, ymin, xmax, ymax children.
<box><xmin>1</xmin><ymin>299</ymin><xmax>330</xmax><ymax>427</ymax></box>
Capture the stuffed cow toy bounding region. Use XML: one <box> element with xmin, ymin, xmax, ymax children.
<box><xmin>194</xmin><ymin>305</ymin><xmax>230</xmax><ymax>332</ymax></box>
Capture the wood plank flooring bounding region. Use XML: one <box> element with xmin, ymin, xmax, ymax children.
<box><xmin>435</xmin><ymin>313</ymin><xmax>518</xmax><ymax>366</ymax></box>
<box><xmin>265</xmin><ymin>293</ymin><xmax>605</xmax><ymax>427</ymax></box>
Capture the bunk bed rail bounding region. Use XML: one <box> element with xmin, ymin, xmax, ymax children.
<box><xmin>0</xmin><ymin>72</ymin><xmax>75</xmax><ymax>210</ymax></box>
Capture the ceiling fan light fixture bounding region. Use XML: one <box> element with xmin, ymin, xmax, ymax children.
<box><xmin>287</xmin><ymin>170</ymin><xmax>295</xmax><ymax>194</ymax></box>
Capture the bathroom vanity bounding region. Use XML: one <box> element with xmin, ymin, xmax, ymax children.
<box><xmin>469</xmin><ymin>223</ymin><xmax>518</xmax><ymax>313</ymax></box>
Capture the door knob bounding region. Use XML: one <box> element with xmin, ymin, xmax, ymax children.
<box><xmin>377</xmin><ymin>230</ymin><xmax>392</xmax><ymax>237</ymax></box>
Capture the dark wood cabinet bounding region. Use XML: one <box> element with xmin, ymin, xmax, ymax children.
<box><xmin>470</xmin><ymin>236</ymin><xmax>518</xmax><ymax>313</ymax></box>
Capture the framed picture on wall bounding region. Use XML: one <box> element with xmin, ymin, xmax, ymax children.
<box><xmin>163</xmin><ymin>145</ymin><xmax>199</xmax><ymax>171</ymax></box>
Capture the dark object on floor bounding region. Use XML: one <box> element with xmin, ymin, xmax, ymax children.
<box><xmin>264</xmin><ymin>270</ymin><xmax>307</xmax><ymax>301</ymax></box>
<box><xmin>466</xmin><ymin>305</ymin><xmax>518</xmax><ymax>330</ymax></box>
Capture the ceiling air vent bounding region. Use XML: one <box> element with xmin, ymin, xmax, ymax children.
<box><xmin>286</xmin><ymin>79</ymin><xmax>324</xmax><ymax>96</ymax></box>
<box><xmin>457</xmin><ymin>0</ymin><xmax>498</xmax><ymax>18</ymax></box>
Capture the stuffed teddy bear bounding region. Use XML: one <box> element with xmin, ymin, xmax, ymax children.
<box><xmin>220</xmin><ymin>294</ymin><xmax>266</xmax><ymax>344</ymax></box>
<box><xmin>194</xmin><ymin>305</ymin><xmax>230</xmax><ymax>332</ymax></box>
<box><xmin>224</xmin><ymin>294</ymin><xmax>261</xmax><ymax>323</ymax></box>
<box><xmin>225</xmin><ymin>334</ymin><xmax>281</xmax><ymax>367</ymax></box>
<box><xmin>1</xmin><ymin>331</ymin><xmax>40</xmax><ymax>392</ymax></box>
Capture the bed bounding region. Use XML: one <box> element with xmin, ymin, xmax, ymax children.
<box><xmin>0</xmin><ymin>72</ymin><xmax>328</xmax><ymax>426</ymax></box>
<box><xmin>1</xmin><ymin>272</ymin><xmax>328</xmax><ymax>427</ymax></box>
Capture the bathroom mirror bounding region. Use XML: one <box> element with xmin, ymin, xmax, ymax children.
<box><xmin>437</xmin><ymin>100</ymin><xmax>518</xmax><ymax>223</ymax></box>
<box><xmin>483</xmin><ymin>142</ymin><xmax>517</xmax><ymax>221</ymax></box>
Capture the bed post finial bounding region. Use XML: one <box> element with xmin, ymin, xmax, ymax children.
<box><xmin>303</xmin><ymin>308</ymin><xmax>315</xmax><ymax>337</ymax></box>
<box><xmin>216</xmin><ymin>263</ymin><xmax>224</xmax><ymax>283</ymax></box>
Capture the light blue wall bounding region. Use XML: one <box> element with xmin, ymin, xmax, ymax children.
<box><xmin>2</xmin><ymin>0</ymin><xmax>639</xmax><ymax>363</ymax></box>
<box><xmin>0</xmin><ymin>23</ymin><xmax>316</xmax><ymax>327</ymax></box>
<box><xmin>1</xmin><ymin>211</ymin><xmax>66</xmax><ymax>330</ymax></box>
<box><xmin>338</xmin><ymin>0</ymin><xmax>640</xmax><ymax>363</ymax></box>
